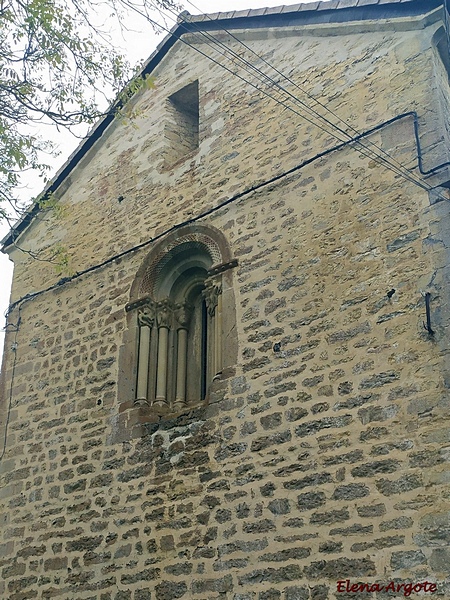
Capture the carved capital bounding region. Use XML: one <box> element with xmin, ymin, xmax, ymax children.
<box><xmin>137</xmin><ymin>301</ymin><xmax>156</xmax><ymax>328</ymax></box>
<box><xmin>126</xmin><ymin>295</ymin><xmax>154</xmax><ymax>313</ymax></box>
<box><xmin>134</xmin><ymin>398</ymin><xmax>150</xmax><ymax>407</ymax></box>
<box><xmin>156</xmin><ymin>298</ymin><xmax>173</xmax><ymax>328</ymax></box>
<box><xmin>202</xmin><ymin>278</ymin><xmax>222</xmax><ymax>316</ymax></box>
<box><xmin>174</xmin><ymin>302</ymin><xmax>193</xmax><ymax>329</ymax></box>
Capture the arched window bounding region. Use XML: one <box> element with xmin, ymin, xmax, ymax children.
<box><xmin>123</xmin><ymin>225</ymin><xmax>237</xmax><ymax>416</ymax></box>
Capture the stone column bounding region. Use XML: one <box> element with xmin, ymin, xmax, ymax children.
<box><xmin>203</xmin><ymin>277</ymin><xmax>223</xmax><ymax>379</ymax></box>
<box><xmin>215</xmin><ymin>288</ymin><xmax>223</xmax><ymax>379</ymax></box>
<box><xmin>136</xmin><ymin>303</ymin><xmax>155</xmax><ymax>404</ymax></box>
<box><xmin>174</xmin><ymin>302</ymin><xmax>193</xmax><ymax>410</ymax></box>
<box><xmin>155</xmin><ymin>299</ymin><xmax>172</xmax><ymax>408</ymax></box>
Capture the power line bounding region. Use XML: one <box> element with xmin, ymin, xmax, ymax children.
<box><xmin>155</xmin><ymin>3</ymin><xmax>448</xmax><ymax>200</ymax></box>
<box><xmin>0</xmin><ymin>305</ymin><xmax>21</xmax><ymax>462</ymax></box>
<box><xmin>183</xmin><ymin>0</ymin><xmax>448</xmax><ymax>180</ymax></box>
<box><xmin>5</xmin><ymin>5</ymin><xmax>449</xmax><ymax>317</ymax></box>
<box><xmin>3</xmin><ymin>4</ymin><xmax>447</xmax><ymax>458</ymax></box>
<box><xmin>4</xmin><ymin>3</ymin><xmax>449</xmax><ymax>280</ymax></box>
<box><xmin>5</xmin><ymin>112</ymin><xmax>425</xmax><ymax>319</ymax></box>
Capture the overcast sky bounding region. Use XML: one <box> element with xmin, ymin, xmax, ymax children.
<box><xmin>0</xmin><ymin>0</ymin><xmax>317</xmax><ymax>359</ymax></box>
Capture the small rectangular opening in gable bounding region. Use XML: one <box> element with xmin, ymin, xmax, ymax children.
<box><xmin>164</xmin><ymin>81</ymin><xmax>199</xmax><ymax>167</ymax></box>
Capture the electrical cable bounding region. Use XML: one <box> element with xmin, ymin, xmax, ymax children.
<box><xmin>139</xmin><ymin>5</ymin><xmax>449</xmax><ymax>201</ymax></box>
<box><xmin>160</xmin><ymin>2</ymin><xmax>444</xmax><ymax>188</ymax></box>
<box><xmin>4</xmin><ymin>0</ymin><xmax>448</xmax><ymax>256</ymax></box>
<box><xmin>3</xmin><ymin>4</ymin><xmax>449</xmax><ymax>297</ymax></box>
<box><xmin>5</xmin><ymin>110</ymin><xmax>445</xmax><ymax>321</ymax></box>
<box><xmin>0</xmin><ymin>305</ymin><xmax>21</xmax><ymax>462</ymax></box>
<box><xmin>182</xmin><ymin>0</ymin><xmax>450</xmax><ymax>179</ymax></box>
<box><xmin>444</xmin><ymin>0</ymin><xmax>450</xmax><ymax>56</ymax></box>
<box><xmin>179</xmin><ymin>2</ymin><xmax>422</xmax><ymax>176</ymax></box>
<box><xmin>3</xmin><ymin>3</ymin><xmax>449</xmax><ymax>460</ymax></box>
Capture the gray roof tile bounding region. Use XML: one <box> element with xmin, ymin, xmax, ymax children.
<box><xmin>265</xmin><ymin>5</ymin><xmax>286</xmax><ymax>13</ymax></box>
<box><xmin>2</xmin><ymin>0</ymin><xmax>438</xmax><ymax>249</ymax></box>
<box><xmin>278</xmin><ymin>3</ymin><xmax>302</xmax><ymax>10</ymax></box>
<box><xmin>186</xmin><ymin>0</ymin><xmax>434</xmax><ymax>22</ymax></box>
<box><xmin>298</xmin><ymin>2</ymin><xmax>320</xmax><ymax>11</ymax></box>
<box><xmin>232</xmin><ymin>8</ymin><xmax>252</xmax><ymax>17</ymax></box>
<box><xmin>203</xmin><ymin>12</ymin><xmax>220</xmax><ymax>19</ymax></box>
<box><xmin>337</xmin><ymin>0</ymin><xmax>360</xmax><ymax>7</ymax></box>
<box><xmin>317</xmin><ymin>0</ymin><xmax>340</xmax><ymax>9</ymax></box>
<box><xmin>249</xmin><ymin>7</ymin><xmax>269</xmax><ymax>14</ymax></box>
<box><xmin>297</xmin><ymin>1</ymin><xmax>320</xmax><ymax>10</ymax></box>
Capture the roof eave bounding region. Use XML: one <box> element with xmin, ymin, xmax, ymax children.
<box><xmin>1</xmin><ymin>0</ymin><xmax>444</xmax><ymax>252</ymax></box>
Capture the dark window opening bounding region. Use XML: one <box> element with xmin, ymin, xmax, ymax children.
<box><xmin>164</xmin><ymin>80</ymin><xmax>199</xmax><ymax>167</ymax></box>
<box><xmin>201</xmin><ymin>298</ymin><xmax>208</xmax><ymax>401</ymax></box>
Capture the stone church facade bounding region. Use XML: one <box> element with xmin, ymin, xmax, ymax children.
<box><xmin>1</xmin><ymin>0</ymin><xmax>450</xmax><ymax>598</ymax></box>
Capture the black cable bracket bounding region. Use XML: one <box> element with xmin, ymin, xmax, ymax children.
<box><xmin>423</xmin><ymin>292</ymin><xmax>435</xmax><ymax>336</ymax></box>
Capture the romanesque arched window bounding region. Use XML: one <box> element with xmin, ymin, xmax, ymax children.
<box><xmin>124</xmin><ymin>225</ymin><xmax>236</xmax><ymax>416</ymax></box>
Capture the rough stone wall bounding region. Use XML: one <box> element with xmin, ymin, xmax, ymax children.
<box><xmin>1</xmin><ymin>8</ymin><xmax>449</xmax><ymax>600</ymax></box>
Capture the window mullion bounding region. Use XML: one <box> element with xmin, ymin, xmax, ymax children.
<box><xmin>136</xmin><ymin>301</ymin><xmax>155</xmax><ymax>404</ymax></box>
<box><xmin>203</xmin><ymin>276</ymin><xmax>223</xmax><ymax>382</ymax></box>
<box><xmin>155</xmin><ymin>299</ymin><xmax>173</xmax><ymax>409</ymax></box>
<box><xmin>174</xmin><ymin>301</ymin><xmax>192</xmax><ymax>410</ymax></box>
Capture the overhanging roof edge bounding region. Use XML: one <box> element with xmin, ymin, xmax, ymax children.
<box><xmin>1</xmin><ymin>0</ymin><xmax>443</xmax><ymax>251</ymax></box>
<box><xmin>1</xmin><ymin>20</ymin><xmax>183</xmax><ymax>252</ymax></box>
